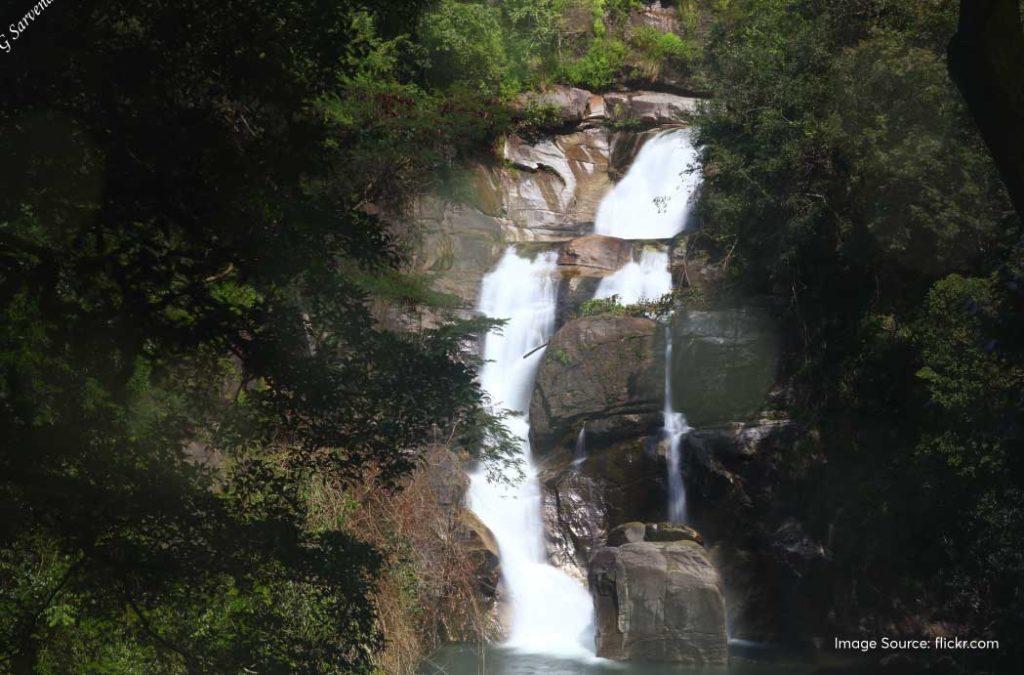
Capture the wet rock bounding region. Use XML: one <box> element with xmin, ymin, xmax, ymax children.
<box><xmin>554</xmin><ymin>275</ymin><xmax>601</xmax><ymax>329</ymax></box>
<box><xmin>456</xmin><ymin>510</ymin><xmax>501</xmax><ymax>601</ymax></box>
<box><xmin>680</xmin><ymin>417</ymin><xmax>832</xmax><ymax>643</ymax></box>
<box><xmin>502</xmin><ymin>129</ymin><xmax>612</xmax><ymax>239</ymax></box>
<box><xmin>589</xmin><ymin>540</ymin><xmax>728</xmax><ymax>664</ymax></box>
<box><xmin>411</xmin><ymin>196</ymin><xmax>508</xmax><ymax>308</ymax></box>
<box><xmin>609</xmin><ymin>129</ymin><xmax>661</xmax><ymax>180</ymax></box>
<box><xmin>604</xmin><ymin>91</ymin><xmax>701</xmax><ymax>126</ymax></box>
<box><xmin>530</xmin><ymin>316</ymin><xmax>664</xmax><ymax>456</ymax></box>
<box><xmin>556</xmin><ymin>234</ymin><xmax>633</xmax><ymax>277</ymax></box>
<box><xmin>645</xmin><ymin>522</ymin><xmax>704</xmax><ymax>545</ymax></box>
<box><xmin>539</xmin><ymin>437</ymin><xmax>668</xmax><ymax>580</ymax></box>
<box><xmin>540</xmin><ymin>465</ymin><xmax>608</xmax><ymax>581</ymax></box>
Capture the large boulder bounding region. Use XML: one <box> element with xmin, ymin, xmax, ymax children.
<box><xmin>557</xmin><ymin>234</ymin><xmax>633</xmax><ymax>277</ymax></box>
<box><xmin>669</xmin><ymin>307</ymin><xmax>780</xmax><ymax>427</ymax></box>
<box><xmin>589</xmin><ymin>539</ymin><xmax>728</xmax><ymax>664</ymax></box>
<box><xmin>530</xmin><ymin>316</ymin><xmax>663</xmax><ymax>455</ymax></box>
<box><xmin>502</xmin><ymin>129</ymin><xmax>612</xmax><ymax>239</ymax></box>
<box><xmin>604</xmin><ymin>91</ymin><xmax>701</xmax><ymax>126</ymax></box>
<box><xmin>514</xmin><ymin>85</ymin><xmax>592</xmax><ymax>125</ymax></box>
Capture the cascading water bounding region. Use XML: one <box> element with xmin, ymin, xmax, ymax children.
<box><xmin>572</xmin><ymin>424</ymin><xmax>587</xmax><ymax>469</ymax></box>
<box><xmin>467</xmin><ymin>247</ymin><xmax>595</xmax><ymax>658</ymax></box>
<box><xmin>663</xmin><ymin>327</ymin><xmax>690</xmax><ymax>523</ymax></box>
<box><xmin>594</xmin><ymin>129</ymin><xmax>700</xmax><ymax>240</ymax></box>
<box><xmin>591</xmin><ymin>127</ymin><xmax>702</xmax><ymax>524</ymax></box>
<box><xmin>593</xmin><ymin>248</ymin><xmax>673</xmax><ymax>305</ymax></box>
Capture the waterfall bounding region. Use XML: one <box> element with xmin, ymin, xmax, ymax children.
<box><xmin>590</xmin><ymin>127</ymin><xmax>702</xmax><ymax>525</ymax></box>
<box><xmin>664</xmin><ymin>326</ymin><xmax>689</xmax><ymax>523</ymax></box>
<box><xmin>593</xmin><ymin>248</ymin><xmax>672</xmax><ymax>305</ymax></box>
<box><xmin>594</xmin><ymin>129</ymin><xmax>700</xmax><ymax>240</ymax></box>
<box><xmin>467</xmin><ymin>247</ymin><xmax>595</xmax><ymax>658</ymax></box>
<box><xmin>572</xmin><ymin>424</ymin><xmax>587</xmax><ymax>469</ymax></box>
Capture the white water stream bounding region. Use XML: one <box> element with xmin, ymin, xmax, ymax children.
<box><xmin>467</xmin><ymin>248</ymin><xmax>595</xmax><ymax>657</ymax></box>
<box><xmin>464</xmin><ymin>127</ymin><xmax>702</xmax><ymax>661</ymax></box>
<box><xmin>594</xmin><ymin>248</ymin><xmax>673</xmax><ymax>305</ymax></box>
<box><xmin>594</xmin><ymin>129</ymin><xmax>700</xmax><ymax>240</ymax></box>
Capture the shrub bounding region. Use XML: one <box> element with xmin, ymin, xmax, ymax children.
<box><xmin>558</xmin><ymin>37</ymin><xmax>627</xmax><ymax>89</ymax></box>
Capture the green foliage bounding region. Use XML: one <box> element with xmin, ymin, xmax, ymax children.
<box><xmin>0</xmin><ymin>1</ymin><xmax>516</xmax><ymax>672</ymax></box>
<box><xmin>577</xmin><ymin>292</ymin><xmax>676</xmax><ymax>320</ymax></box>
<box><xmin>421</xmin><ymin>1</ymin><xmax>510</xmax><ymax>94</ymax></box>
<box><xmin>558</xmin><ymin>37</ymin><xmax>628</xmax><ymax>89</ymax></box>
<box><xmin>694</xmin><ymin>0</ymin><xmax>1023</xmax><ymax>660</ymax></box>
<box><xmin>627</xmin><ymin>26</ymin><xmax>699</xmax><ymax>81</ymax></box>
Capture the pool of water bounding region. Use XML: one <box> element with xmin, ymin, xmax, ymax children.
<box><xmin>419</xmin><ymin>641</ymin><xmax>861</xmax><ymax>675</ymax></box>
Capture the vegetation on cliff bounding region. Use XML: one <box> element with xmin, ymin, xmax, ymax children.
<box><xmin>694</xmin><ymin>0</ymin><xmax>1023</xmax><ymax>666</ymax></box>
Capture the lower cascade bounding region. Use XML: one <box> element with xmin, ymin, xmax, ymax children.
<box><xmin>467</xmin><ymin>248</ymin><xmax>595</xmax><ymax>657</ymax></box>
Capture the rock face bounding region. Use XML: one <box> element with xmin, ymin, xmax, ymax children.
<box><xmin>411</xmin><ymin>195</ymin><xmax>507</xmax><ymax>308</ymax></box>
<box><xmin>502</xmin><ymin>129</ymin><xmax>612</xmax><ymax>239</ymax></box>
<box><xmin>530</xmin><ymin>316</ymin><xmax>663</xmax><ymax>455</ymax></box>
<box><xmin>608</xmin><ymin>129</ymin><xmax>660</xmax><ymax>180</ymax></box>
<box><xmin>669</xmin><ymin>307</ymin><xmax>779</xmax><ymax>427</ymax></box>
<box><xmin>589</xmin><ymin>532</ymin><xmax>728</xmax><ymax>664</ymax></box>
<box><xmin>629</xmin><ymin>2</ymin><xmax>682</xmax><ymax>34</ymax></box>
<box><xmin>456</xmin><ymin>510</ymin><xmax>501</xmax><ymax>604</ymax></box>
<box><xmin>539</xmin><ymin>436</ymin><xmax>668</xmax><ymax>579</ymax></box>
<box><xmin>681</xmin><ymin>416</ymin><xmax>831</xmax><ymax>642</ymax></box>
<box><xmin>557</xmin><ymin>234</ymin><xmax>633</xmax><ymax>277</ymax></box>
<box><xmin>604</xmin><ymin>91</ymin><xmax>701</xmax><ymax>125</ymax></box>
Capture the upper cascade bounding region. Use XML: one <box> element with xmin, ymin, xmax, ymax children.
<box><xmin>594</xmin><ymin>129</ymin><xmax>701</xmax><ymax>240</ymax></box>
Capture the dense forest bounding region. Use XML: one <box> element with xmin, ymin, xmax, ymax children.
<box><xmin>1</xmin><ymin>0</ymin><xmax>1022</xmax><ymax>673</ymax></box>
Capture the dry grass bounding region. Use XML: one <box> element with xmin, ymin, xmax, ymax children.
<box><xmin>307</xmin><ymin>446</ymin><xmax>497</xmax><ymax>674</ymax></box>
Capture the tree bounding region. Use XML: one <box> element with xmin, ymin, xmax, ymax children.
<box><xmin>0</xmin><ymin>1</ymin><xmax>508</xmax><ymax>671</ymax></box>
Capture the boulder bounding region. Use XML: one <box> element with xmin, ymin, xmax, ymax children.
<box><xmin>557</xmin><ymin>234</ymin><xmax>633</xmax><ymax>277</ymax></box>
<box><xmin>669</xmin><ymin>307</ymin><xmax>779</xmax><ymax>427</ymax></box>
<box><xmin>555</xmin><ymin>275</ymin><xmax>601</xmax><ymax>329</ymax></box>
<box><xmin>608</xmin><ymin>522</ymin><xmax>646</xmax><ymax>547</ymax></box>
<box><xmin>530</xmin><ymin>316</ymin><xmax>663</xmax><ymax>455</ymax></box>
<box><xmin>502</xmin><ymin>129</ymin><xmax>612</xmax><ymax>239</ymax></box>
<box><xmin>604</xmin><ymin>91</ymin><xmax>702</xmax><ymax>125</ymax></box>
<box><xmin>589</xmin><ymin>540</ymin><xmax>728</xmax><ymax>664</ymax></box>
<box><xmin>515</xmin><ymin>85</ymin><xmax>592</xmax><ymax>125</ymax></box>
<box><xmin>585</xmin><ymin>93</ymin><xmax>607</xmax><ymax>121</ymax></box>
